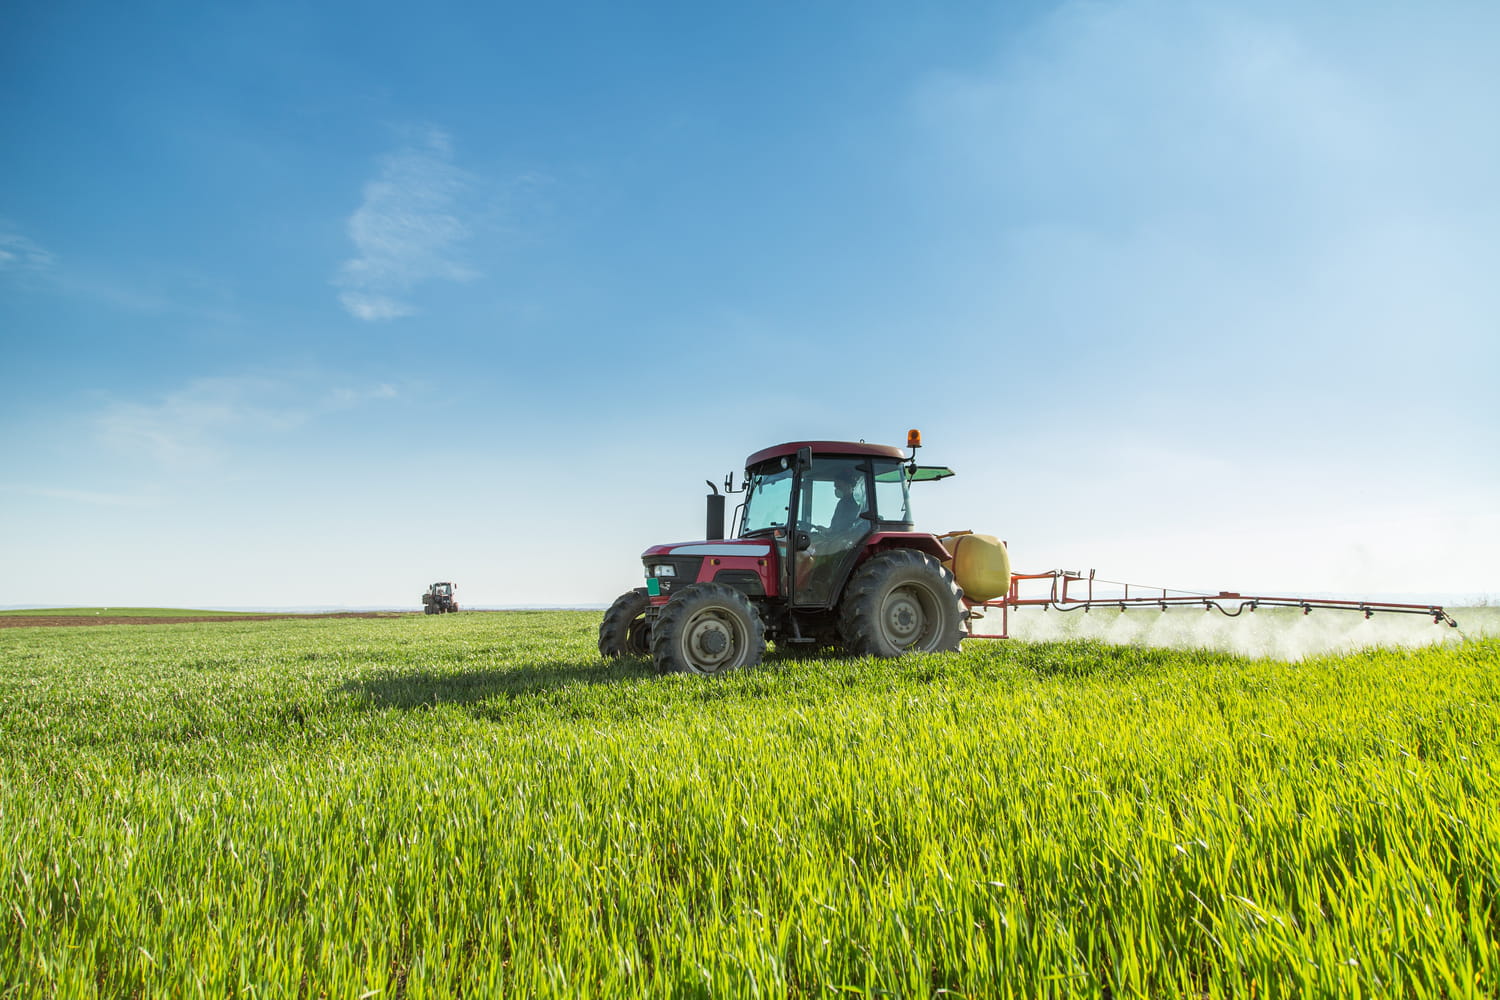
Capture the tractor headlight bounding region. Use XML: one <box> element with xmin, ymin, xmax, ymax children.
<box><xmin>651</xmin><ymin>564</ymin><xmax>676</xmax><ymax>578</ymax></box>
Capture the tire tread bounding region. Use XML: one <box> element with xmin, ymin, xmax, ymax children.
<box><xmin>599</xmin><ymin>588</ymin><xmax>651</xmax><ymax>658</ymax></box>
<box><xmin>652</xmin><ymin>582</ymin><xmax>766</xmax><ymax>675</ymax></box>
<box><xmin>838</xmin><ymin>548</ymin><xmax>964</xmax><ymax>657</ymax></box>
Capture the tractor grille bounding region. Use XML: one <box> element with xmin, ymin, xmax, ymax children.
<box><xmin>643</xmin><ymin>556</ymin><xmax>703</xmax><ymax>598</ymax></box>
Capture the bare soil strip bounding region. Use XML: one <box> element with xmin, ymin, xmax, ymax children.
<box><xmin>0</xmin><ymin>612</ymin><xmax>412</xmax><ymax>629</ymax></box>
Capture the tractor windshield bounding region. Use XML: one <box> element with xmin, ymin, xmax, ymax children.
<box><xmin>740</xmin><ymin>466</ymin><xmax>793</xmax><ymax>536</ymax></box>
<box><xmin>740</xmin><ymin>456</ymin><xmax>914</xmax><ymax>537</ymax></box>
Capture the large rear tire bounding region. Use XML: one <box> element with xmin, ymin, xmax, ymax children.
<box><xmin>599</xmin><ymin>588</ymin><xmax>652</xmax><ymax>658</ymax></box>
<box><xmin>839</xmin><ymin>549</ymin><xmax>964</xmax><ymax>657</ymax></box>
<box><xmin>651</xmin><ymin>582</ymin><xmax>765</xmax><ymax>675</ymax></box>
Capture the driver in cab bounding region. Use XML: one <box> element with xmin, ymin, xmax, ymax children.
<box><xmin>828</xmin><ymin>469</ymin><xmax>865</xmax><ymax>536</ymax></box>
<box><xmin>796</xmin><ymin>467</ymin><xmax>870</xmax><ymax>599</ymax></box>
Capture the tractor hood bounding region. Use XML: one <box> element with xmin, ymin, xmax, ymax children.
<box><xmin>641</xmin><ymin>540</ymin><xmax>774</xmax><ymax>559</ymax></box>
<box><xmin>640</xmin><ymin>539</ymin><xmax>777</xmax><ymax>601</ymax></box>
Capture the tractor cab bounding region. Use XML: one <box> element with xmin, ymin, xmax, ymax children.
<box><xmin>604</xmin><ymin>431</ymin><xmax>964</xmax><ymax>674</ymax></box>
<box><xmin>737</xmin><ymin>442</ymin><xmax>947</xmax><ymax>609</ymax></box>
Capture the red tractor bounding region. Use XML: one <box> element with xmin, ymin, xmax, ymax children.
<box><xmin>422</xmin><ymin>581</ymin><xmax>459</xmax><ymax>614</ymax></box>
<box><xmin>601</xmin><ymin>432</ymin><xmax>965</xmax><ymax>674</ymax></box>
<box><xmin>601</xmin><ymin>430</ymin><xmax>1459</xmax><ymax>674</ymax></box>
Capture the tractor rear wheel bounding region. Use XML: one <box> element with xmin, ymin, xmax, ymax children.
<box><xmin>651</xmin><ymin>582</ymin><xmax>765</xmax><ymax>675</ymax></box>
<box><xmin>599</xmin><ymin>588</ymin><xmax>652</xmax><ymax>659</ymax></box>
<box><xmin>839</xmin><ymin>549</ymin><xmax>964</xmax><ymax>657</ymax></box>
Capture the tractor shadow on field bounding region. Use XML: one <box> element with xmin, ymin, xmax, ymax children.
<box><xmin>339</xmin><ymin>655</ymin><xmax>662</xmax><ymax>713</ymax></box>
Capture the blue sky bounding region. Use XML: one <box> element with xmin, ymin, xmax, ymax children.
<box><xmin>3</xmin><ymin>0</ymin><xmax>1497</xmax><ymax>609</ymax></box>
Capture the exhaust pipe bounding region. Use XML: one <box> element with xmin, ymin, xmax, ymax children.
<box><xmin>705</xmin><ymin>481</ymin><xmax>726</xmax><ymax>540</ymax></box>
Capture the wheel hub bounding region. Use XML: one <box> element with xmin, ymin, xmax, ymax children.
<box><xmin>686</xmin><ymin>611</ymin><xmax>739</xmax><ymax>669</ymax></box>
<box><xmin>882</xmin><ymin>588</ymin><xmax>927</xmax><ymax>647</ymax></box>
<box><xmin>699</xmin><ymin>627</ymin><xmax>728</xmax><ymax>655</ymax></box>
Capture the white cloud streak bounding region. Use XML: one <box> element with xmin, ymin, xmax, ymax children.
<box><xmin>0</xmin><ymin>226</ymin><xmax>56</xmax><ymax>271</ymax></box>
<box><xmin>334</xmin><ymin>128</ymin><xmax>475</xmax><ymax>321</ymax></box>
<box><xmin>0</xmin><ymin>484</ymin><xmax>149</xmax><ymax>507</ymax></box>
<box><xmin>97</xmin><ymin>376</ymin><xmax>401</xmax><ymax>468</ymax></box>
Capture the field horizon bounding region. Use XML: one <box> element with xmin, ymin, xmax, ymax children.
<box><xmin>5</xmin><ymin>602</ymin><xmax>1496</xmax><ymax>663</ymax></box>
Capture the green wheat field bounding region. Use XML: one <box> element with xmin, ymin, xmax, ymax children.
<box><xmin>2</xmin><ymin>612</ymin><xmax>1496</xmax><ymax>998</ymax></box>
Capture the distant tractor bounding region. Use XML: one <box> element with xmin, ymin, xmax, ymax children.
<box><xmin>601</xmin><ymin>432</ymin><xmax>983</xmax><ymax>674</ymax></box>
<box><xmin>422</xmin><ymin>582</ymin><xmax>459</xmax><ymax>615</ymax></box>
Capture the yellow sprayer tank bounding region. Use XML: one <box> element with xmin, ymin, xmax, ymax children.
<box><xmin>939</xmin><ymin>532</ymin><xmax>1012</xmax><ymax>602</ymax></box>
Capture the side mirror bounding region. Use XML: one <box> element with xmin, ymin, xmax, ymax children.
<box><xmin>795</xmin><ymin>445</ymin><xmax>813</xmax><ymax>471</ymax></box>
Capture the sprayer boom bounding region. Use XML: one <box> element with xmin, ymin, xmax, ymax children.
<box><xmin>964</xmin><ymin>569</ymin><xmax>1459</xmax><ymax>639</ymax></box>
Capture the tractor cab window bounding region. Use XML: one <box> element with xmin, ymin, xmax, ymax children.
<box><xmin>793</xmin><ymin>457</ymin><xmax>872</xmax><ymax>608</ymax></box>
<box><xmin>800</xmin><ymin>458</ymin><xmax>869</xmax><ymax>535</ymax></box>
<box><xmin>872</xmin><ymin>461</ymin><xmax>913</xmax><ymax>525</ymax></box>
<box><xmin>740</xmin><ymin>466</ymin><xmax>793</xmax><ymax>535</ymax></box>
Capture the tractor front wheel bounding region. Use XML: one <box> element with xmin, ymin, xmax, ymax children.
<box><xmin>839</xmin><ymin>549</ymin><xmax>964</xmax><ymax>657</ymax></box>
<box><xmin>599</xmin><ymin>588</ymin><xmax>652</xmax><ymax>659</ymax></box>
<box><xmin>651</xmin><ymin>583</ymin><xmax>765</xmax><ymax>675</ymax></box>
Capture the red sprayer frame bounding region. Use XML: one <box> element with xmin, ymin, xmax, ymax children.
<box><xmin>963</xmin><ymin>567</ymin><xmax>1459</xmax><ymax>639</ymax></box>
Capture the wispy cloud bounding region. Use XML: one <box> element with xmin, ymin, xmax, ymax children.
<box><xmin>0</xmin><ymin>484</ymin><xmax>150</xmax><ymax>507</ymax></box>
<box><xmin>334</xmin><ymin>128</ymin><xmax>475</xmax><ymax>321</ymax></box>
<box><xmin>0</xmin><ymin>225</ymin><xmax>56</xmax><ymax>271</ymax></box>
<box><xmin>324</xmin><ymin>383</ymin><xmax>399</xmax><ymax>409</ymax></box>
<box><xmin>97</xmin><ymin>375</ymin><xmax>401</xmax><ymax>468</ymax></box>
<box><xmin>1</xmin><ymin>218</ymin><xmax>247</xmax><ymax>325</ymax></box>
<box><xmin>906</xmin><ymin>0</ymin><xmax>1500</xmax><ymax>364</ymax></box>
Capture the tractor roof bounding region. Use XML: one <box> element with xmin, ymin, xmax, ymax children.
<box><xmin>744</xmin><ymin>440</ymin><xmax>906</xmax><ymax>467</ymax></box>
